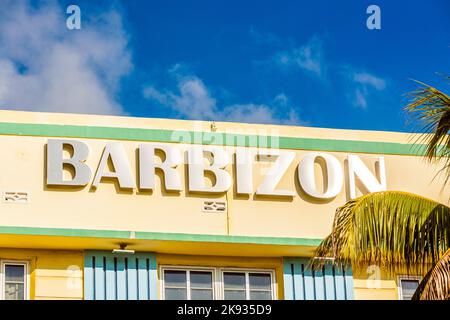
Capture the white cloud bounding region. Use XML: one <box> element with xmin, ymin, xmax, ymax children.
<box><xmin>273</xmin><ymin>36</ymin><xmax>325</xmax><ymax>78</ymax></box>
<box><xmin>143</xmin><ymin>86</ymin><xmax>169</xmax><ymax>105</ymax></box>
<box><xmin>353</xmin><ymin>72</ymin><xmax>386</xmax><ymax>90</ymax></box>
<box><xmin>221</xmin><ymin>103</ymin><xmax>300</xmax><ymax>125</ymax></box>
<box><xmin>171</xmin><ymin>77</ymin><xmax>217</xmax><ymax>119</ymax></box>
<box><xmin>345</xmin><ymin>69</ymin><xmax>387</xmax><ymax>109</ymax></box>
<box><xmin>0</xmin><ymin>0</ymin><xmax>131</xmax><ymax>115</ymax></box>
<box><xmin>143</xmin><ymin>76</ymin><xmax>216</xmax><ymax>119</ymax></box>
<box><xmin>273</xmin><ymin>93</ymin><xmax>289</xmax><ymax>106</ymax></box>
<box><xmin>143</xmin><ymin>71</ymin><xmax>303</xmax><ymax>125</ymax></box>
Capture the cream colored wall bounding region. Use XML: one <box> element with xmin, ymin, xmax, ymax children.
<box><xmin>0</xmin><ymin>109</ymin><xmax>449</xmax><ymax>241</ymax></box>
<box><xmin>354</xmin><ymin>279</ymin><xmax>399</xmax><ymax>300</ymax></box>
<box><xmin>352</xmin><ymin>264</ymin><xmax>428</xmax><ymax>300</ymax></box>
<box><xmin>353</xmin><ymin>266</ymin><xmax>399</xmax><ymax>300</ymax></box>
<box><xmin>2</xmin><ymin>110</ymin><xmax>445</xmax><ymax>300</ymax></box>
<box><xmin>0</xmin><ymin>248</ymin><xmax>83</xmax><ymax>300</ymax></box>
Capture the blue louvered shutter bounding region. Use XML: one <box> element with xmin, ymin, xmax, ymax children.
<box><xmin>84</xmin><ymin>251</ymin><xmax>158</xmax><ymax>300</ymax></box>
<box><xmin>283</xmin><ymin>258</ymin><xmax>354</xmax><ymax>300</ymax></box>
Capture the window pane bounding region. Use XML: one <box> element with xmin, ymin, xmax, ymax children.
<box><xmin>250</xmin><ymin>290</ymin><xmax>271</xmax><ymax>300</ymax></box>
<box><xmin>164</xmin><ymin>270</ymin><xmax>187</xmax><ymax>287</ymax></box>
<box><xmin>223</xmin><ymin>272</ymin><xmax>245</xmax><ymax>289</ymax></box>
<box><xmin>5</xmin><ymin>265</ymin><xmax>25</xmax><ymax>282</ymax></box>
<box><xmin>191</xmin><ymin>289</ymin><xmax>213</xmax><ymax>300</ymax></box>
<box><xmin>165</xmin><ymin>287</ymin><xmax>187</xmax><ymax>300</ymax></box>
<box><xmin>224</xmin><ymin>290</ymin><xmax>246</xmax><ymax>300</ymax></box>
<box><xmin>190</xmin><ymin>271</ymin><xmax>212</xmax><ymax>288</ymax></box>
<box><xmin>249</xmin><ymin>273</ymin><xmax>271</xmax><ymax>290</ymax></box>
<box><xmin>5</xmin><ymin>283</ymin><xmax>25</xmax><ymax>300</ymax></box>
<box><xmin>401</xmin><ymin>280</ymin><xmax>419</xmax><ymax>300</ymax></box>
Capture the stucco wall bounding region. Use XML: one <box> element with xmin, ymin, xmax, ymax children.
<box><xmin>0</xmin><ymin>109</ymin><xmax>447</xmax><ymax>300</ymax></box>
<box><xmin>0</xmin><ymin>248</ymin><xmax>83</xmax><ymax>300</ymax></box>
<box><xmin>0</xmin><ymin>110</ymin><xmax>448</xmax><ymax>241</ymax></box>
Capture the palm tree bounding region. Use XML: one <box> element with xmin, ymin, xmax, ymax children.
<box><xmin>413</xmin><ymin>248</ymin><xmax>450</xmax><ymax>300</ymax></box>
<box><xmin>314</xmin><ymin>78</ymin><xmax>450</xmax><ymax>300</ymax></box>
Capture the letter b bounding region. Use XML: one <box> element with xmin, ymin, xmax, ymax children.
<box><xmin>47</xmin><ymin>139</ymin><xmax>91</xmax><ymax>186</ymax></box>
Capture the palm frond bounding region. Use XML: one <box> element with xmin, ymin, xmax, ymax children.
<box><xmin>405</xmin><ymin>79</ymin><xmax>450</xmax><ymax>186</ymax></box>
<box><xmin>412</xmin><ymin>248</ymin><xmax>450</xmax><ymax>300</ymax></box>
<box><xmin>314</xmin><ymin>191</ymin><xmax>450</xmax><ymax>274</ymax></box>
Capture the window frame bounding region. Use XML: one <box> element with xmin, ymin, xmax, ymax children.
<box><xmin>159</xmin><ymin>265</ymin><xmax>276</xmax><ymax>300</ymax></box>
<box><xmin>397</xmin><ymin>275</ymin><xmax>421</xmax><ymax>300</ymax></box>
<box><xmin>219</xmin><ymin>268</ymin><xmax>276</xmax><ymax>300</ymax></box>
<box><xmin>0</xmin><ymin>260</ymin><xmax>30</xmax><ymax>300</ymax></box>
<box><xmin>160</xmin><ymin>265</ymin><xmax>217</xmax><ymax>300</ymax></box>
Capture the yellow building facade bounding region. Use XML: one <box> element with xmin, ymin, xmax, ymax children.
<box><xmin>0</xmin><ymin>109</ymin><xmax>447</xmax><ymax>300</ymax></box>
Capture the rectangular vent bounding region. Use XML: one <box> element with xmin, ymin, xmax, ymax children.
<box><xmin>202</xmin><ymin>201</ymin><xmax>227</xmax><ymax>213</ymax></box>
<box><xmin>2</xmin><ymin>191</ymin><xmax>29</xmax><ymax>204</ymax></box>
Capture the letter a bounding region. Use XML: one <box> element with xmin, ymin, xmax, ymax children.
<box><xmin>366</xmin><ymin>5</ymin><xmax>381</xmax><ymax>30</ymax></box>
<box><xmin>66</xmin><ymin>5</ymin><xmax>81</xmax><ymax>30</ymax></box>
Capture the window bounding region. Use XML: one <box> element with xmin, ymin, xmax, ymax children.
<box><xmin>160</xmin><ymin>266</ymin><xmax>276</xmax><ymax>300</ymax></box>
<box><xmin>223</xmin><ymin>271</ymin><xmax>273</xmax><ymax>300</ymax></box>
<box><xmin>162</xmin><ymin>268</ymin><xmax>214</xmax><ymax>300</ymax></box>
<box><xmin>0</xmin><ymin>261</ymin><xmax>29</xmax><ymax>300</ymax></box>
<box><xmin>398</xmin><ymin>276</ymin><xmax>421</xmax><ymax>300</ymax></box>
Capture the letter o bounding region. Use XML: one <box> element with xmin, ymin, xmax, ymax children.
<box><xmin>298</xmin><ymin>153</ymin><xmax>343</xmax><ymax>199</ymax></box>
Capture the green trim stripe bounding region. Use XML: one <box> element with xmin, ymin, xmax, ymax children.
<box><xmin>0</xmin><ymin>226</ymin><xmax>130</xmax><ymax>239</ymax></box>
<box><xmin>0</xmin><ymin>121</ymin><xmax>428</xmax><ymax>155</ymax></box>
<box><xmin>135</xmin><ymin>231</ymin><xmax>322</xmax><ymax>246</ymax></box>
<box><xmin>0</xmin><ymin>226</ymin><xmax>322</xmax><ymax>247</ymax></box>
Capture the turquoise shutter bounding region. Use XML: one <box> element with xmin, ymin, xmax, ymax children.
<box><xmin>283</xmin><ymin>258</ymin><xmax>354</xmax><ymax>300</ymax></box>
<box><xmin>84</xmin><ymin>251</ymin><xmax>158</xmax><ymax>300</ymax></box>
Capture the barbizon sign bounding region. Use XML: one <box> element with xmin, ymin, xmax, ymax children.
<box><xmin>46</xmin><ymin>139</ymin><xmax>387</xmax><ymax>200</ymax></box>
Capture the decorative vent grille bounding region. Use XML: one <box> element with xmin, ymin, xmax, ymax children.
<box><xmin>202</xmin><ymin>201</ymin><xmax>227</xmax><ymax>213</ymax></box>
<box><xmin>2</xmin><ymin>192</ymin><xmax>29</xmax><ymax>204</ymax></box>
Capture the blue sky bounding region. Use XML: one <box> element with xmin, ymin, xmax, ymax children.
<box><xmin>0</xmin><ymin>0</ymin><xmax>449</xmax><ymax>132</ymax></box>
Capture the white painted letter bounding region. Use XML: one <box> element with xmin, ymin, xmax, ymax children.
<box><xmin>188</xmin><ymin>146</ymin><xmax>231</xmax><ymax>193</ymax></box>
<box><xmin>139</xmin><ymin>144</ymin><xmax>182</xmax><ymax>191</ymax></box>
<box><xmin>47</xmin><ymin>139</ymin><xmax>92</xmax><ymax>186</ymax></box>
<box><xmin>298</xmin><ymin>153</ymin><xmax>343</xmax><ymax>199</ymax></box>
<box><xmin>347</xmin><ymin>155</ymin><xmax>386</xmax><ymax>199</ymax></box>
<box><xmin>256</xmin><ymin>149</ymin><xmax>295</xmax><ymax>196</ymax></box>
<box><xmin>92</xmin><ymin>143</ymin><xmax>135</xmax><ymax>189</ymax></box>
